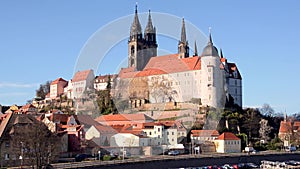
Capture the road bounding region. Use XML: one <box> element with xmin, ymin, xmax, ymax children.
<box><xmin>50</xmin><ymin>151</ymin><xmax>300</xmax><ymax>169</ymax></box>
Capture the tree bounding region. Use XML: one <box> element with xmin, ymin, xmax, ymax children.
<box><xmin>260</xmin><ymin>103</ymin><xmax>275</xmax><ymax>117</ymax></box>
<box><xmin>36</xmin><ymin>81</ymin><xmax>51</xmax><ymax>99</ymax></box>
<box><xmin>96</xmin><ymin>75</ymin><xmax>117</xmax><ymax>115</ymax></box>
<box><xmin>10</xmin><ymin>115</ymin><xmax>59</xmax><ymax>168</ymax></box>
<box><xmin>241</xmin><ymin>108</ymin><xmax>262</xmax><ymax>141</ymax></box>
<box><xmin>259</xmin><ymin>119</ymin><xmax>273</xmax><ymax>142</ymax></box>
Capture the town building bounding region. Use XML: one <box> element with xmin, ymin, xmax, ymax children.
<box><xmin>71</xmin><ymin>69</ymin><xmax>95</xmax><ymax>99</ymax></box>
<box><xmin>191</xmin><ymin>130</ymin><xmax>219</xmax><ymax>144</ymax></box>
<box><xmin>50</xmin><ymin>78</ymin><xmax>68</xmax><ymax>99</ymax></box>
<box><xmin>114</xmin><ymin>5</ymin><xmax>242</xmax><ymax>110</ymax></box>
<box><xmin>213</xmin><ymin>132</ymin><xmax>241</xmax><ymax>153</ymax></box>
<box><xmin>94</xmin><ymin>74</ymin><xmax>117</xmax><ymax>91</ymax></box>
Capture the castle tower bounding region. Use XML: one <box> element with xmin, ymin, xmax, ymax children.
<box><xmin>178</xmin><ymin>18</ymin><xmax>189</xmax><ymax>58</ymax></box>
<box><xmin>200</xmin><ymin>31</ymin><xmax>225</xmax><ymax>109</ymax></box>
<box><xmin>128</xmin><ymin>4</ymin><xmax>144</xmax><ymax>70</ymax></box>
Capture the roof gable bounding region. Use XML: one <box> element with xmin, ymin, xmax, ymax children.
<box><xmin>72</xmin><ymin>69</ymin><xmax>94</xmax><ymax>82</ymax></box>
<box><xmin>216</xmin><ymin>132</ymin><xmax>240</xmax><ymax>140</ymax></box>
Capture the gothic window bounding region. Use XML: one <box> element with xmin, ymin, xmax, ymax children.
<box><xmin>131</xmin><ymin>46</ymin><xmax>135</xmax><ymax>55</ymax></box>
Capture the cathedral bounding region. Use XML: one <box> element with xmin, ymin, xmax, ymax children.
<box><xmin>114</xmin><ymin>5</ymin><xmax>242</xmax><ymax>110</ymax></box>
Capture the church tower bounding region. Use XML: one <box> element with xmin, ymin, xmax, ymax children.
<box><xmin>128</xmin><ymin>4</ymin><xmax>144</xmax><ymax>70</ymax></box>
<box><xmin>143</xmin><ymin>10</ymin><xmax>158</xmax><ymax>67</ymax></box>
<box><xmin>178</xmin><ymin>18</ymin><xmax>189</xmax><ymax>58</ymax></box>
<box><xmin>200</xmin><ymin>31</ymin><xmax>225</xmax><ymax>109</ymax></box>
<box><xmin>128</xmin><ymin>6</ymin><xmax>157</xmax><ymax>71</ymax></box>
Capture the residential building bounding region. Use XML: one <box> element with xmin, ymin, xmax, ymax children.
<box><xmin>40</xmin><ymin>112</ymin><xmax>84</xmax><ymax>152</ymax></box>
<box><xmin>110</xmin><ymin>133</ymin><xmax>149</xmax><ymax>147</ymax></box>
<box><xmin>191</xmin><ymin>130</ymin><xmax>219</xmax><ymax>144</ymax></box>
<box><xmin>213</xmin><ymin>132</ymin><xmax>241</xmax><ymax>153</ymax></box>
<box><xmin>85</xmin><ymin>124</ymin><xmax>117</xmax><ymax>146</ymax></box>
<box><xmin>18</xmin><ymin>104</ymin><xmax>37</xmax><ymax>114</ymax></box>
<box><xmin>50</xmin><ymin>78</ymin><xmax>68</xmax><ymax>99</ymax></box>
<box><xmin>71</xmin><ymin>69</ymin><xmax>95</xmax><ymax>99</ymax></box>
<box><xmin>94</xmin><ymin>74</ymin><xmax>117</xmax><ymax>91</ymax></box>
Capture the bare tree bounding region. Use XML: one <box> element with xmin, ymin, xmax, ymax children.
<box><xmin>259</xmin><ymin>119</ymin><xmax>273</xmax><ymax>143</ymax></box>
<box><xmin>11</xmin><ymin>115</ymin><xmax>59</xmax><ymax>168</ymax></box>
<box><xmin>148</xmin><ymin>76</ymin><xmax>175</xmax><ymax>103</ymax></box>
<box><xmin>260</xmin><ymin>103</ymin><xmax>275</xmax><ymax>117</ymax></box>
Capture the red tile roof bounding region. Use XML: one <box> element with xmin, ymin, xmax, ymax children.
<box><xmin>95</xmin><ymin>74</ymin><xmax>117</xmax><ymax>81</ymax></box>
<box><xmin>216</xmin><ymin>132</ymin><xmax>240</xmax><ymax>140</ymax></box>
<box><xmin>279</xmin><ymin>121</ymin><xmax>292</xmax><ymax>133</ymax></box>
<box><xmin>293</xmin><ymin>121</ymin><xmax>300</xmax><ymax>127</ymax></box>
<box><xmin>191</xmin><ymin>130</ymin><xmax>219</xmax><ymax>137</ymax></box>
<box><xmin>95</xmin><ymin>114</ymin><xmax>153</xmax><ymax>123</ymax></box>
<box><xmin>51</xmin><ymin>77</ymin><xmax>67</xmax><ymax>85</ymax></box>
<box><xmin>72</xmin><ymin>69</ymin><xmax>93</xmax><ymax>82</ymax></box>
<box><xmin>144</xmin><ymin>54</ymin><xmax>200</xmax><ymax>74</ymax></box>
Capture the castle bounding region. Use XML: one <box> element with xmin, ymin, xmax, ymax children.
<box><xmin>113</xmin><ymin>5</ymin><xmax>242</xmax><ymax>110</ymax></box>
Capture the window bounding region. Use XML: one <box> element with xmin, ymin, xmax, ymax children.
<box><xmin>5</xmin><ymin>154</ymin><xmax>9</xmax><ymax>160</ymax></box>
<box><xmin>158</xmin><ymin>128</ymin><xmax>160</xmax><ymax>132</ymax></box>
<box><xmin>167</xmin><ymin>132</ymin><xmax>169</xmax><ymax>135</ymax></box>
<box><xmin>172</xmin><ymin>139</ymin><xmax>174</xmax><ymax>142</ymax></box>
<box><xmin>5</xmin><ymin>142</ymin><xmax>10</xmax><ymax>147</ymax></box>
<box><xmin>172</xmin><ymin>132</ymin><xmax>174</xmax><ymax>135</ymax></box>
<box><xmin>149</xmin><ymin>132</ymin><xmax>152</xmax><ymax>135</ymax></box>
<box><xmin>158</xmin><ymin>135</ymin><xmax>160</xmax><ymax>138</ymax></box>
<box><xmin>208</xmin><ymin>76</ymin><xmax>211</xmax><ymax>81</ymax></box>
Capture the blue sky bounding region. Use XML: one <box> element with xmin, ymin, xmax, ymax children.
<box><xmin>0</xmin><ymin>1</ymin><xmax>299</xmax><ymax>114</ymax></box>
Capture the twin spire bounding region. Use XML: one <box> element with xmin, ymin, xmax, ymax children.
<box><xmin>130</xmin><ymin>5</ymin><xmax>155</xmax><ymax>38</ymax></box>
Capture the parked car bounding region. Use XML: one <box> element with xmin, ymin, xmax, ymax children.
<box><xmin>285</xmin><ymin>146</ymin><xmax>297</xmax><ymax>152</ymax></box>
<box><xmin>168</xmin><ymin>150</ymin><xmax>180</xmax><ymax>156</ymax></box>
<box><xmin>75</xmin><ymin>154</ymin><xmax>89</xmax><ymax>162</ymax></box>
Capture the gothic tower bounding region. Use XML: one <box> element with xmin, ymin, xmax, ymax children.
<box><xmin>143</xmin><ymin>10</ymin><xmax>158</xmax><ymax>68</ymax></box>
<box><xmin>178</xmin><ymin>18</ymin><xmax>189</xmax><ymax>58</ymax></box>
<box><xmin>128</xmin><ymin>5</ymin><xmax>144</xmax><ymax>70</ymax></box>
<box><xmin>128</xmin><ymin>6</ymin><xmax>157</xmax><ymax>71</ymax></box>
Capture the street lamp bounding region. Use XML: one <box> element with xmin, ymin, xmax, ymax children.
<box><xmin>20</xmin><ymin>142</ymin><xmax>23</xmax><ymax>168</ymax></box>
<box><xmin>98</xmin><ymin>150</ymin><xmax>101</xmax><ymax>162</ymax></box>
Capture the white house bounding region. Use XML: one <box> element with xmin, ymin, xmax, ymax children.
<box><xmin>191</xmin><ymin>130</ymin><xmax>219</xmax><ymax>144</ymax></box>
<box><xmin>110</xmin><ymin>133</ymin><xmax>149</xmax><ymax>147</ymax></box>
<box><xmin>85</xmin><ymin>124</ymin><xmax>117</xmax><ymax>146</ymax></box>
<box><xmin>213</xmin><ymin>132</ymin><xmax>241</xmax><ymax>153</ymax></box>
<box><xmin>71</xmin><ymin>69</ymin><xmax>95</xmax><ymax>99</ymax></box>
<box><xmin>94</xmin><ymin>74</ymin><xmax>117</xmax><ymax>91</ymax></box>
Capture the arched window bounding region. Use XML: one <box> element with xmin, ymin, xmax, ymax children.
<box><xmin>131</xmin><ymin>46</ymin><xmax>135</xmax><ymax>55</ymax></box>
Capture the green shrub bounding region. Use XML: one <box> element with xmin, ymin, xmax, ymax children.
<box><xmin>103</xmin><ymin>155</ymin><xmax>111</xmax><ymax>161</ymax></box>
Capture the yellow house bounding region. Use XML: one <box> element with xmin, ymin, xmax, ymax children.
<box><xmin>213</xmin><ymin>132</ymin><xmax>241</xmax><ymax>153</ymax></box>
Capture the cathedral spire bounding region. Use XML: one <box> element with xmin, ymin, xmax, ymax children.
<box><xmin>194</xmin><ymin>40</ymin><xmax>198</xmax><ymax>56</ymax></box>
<box><xmin>181</xmin><ymin>18</ymin><xmax>187</xmax><ymax>43</ymax></box>
<box><xmin>130</xmin><ymin>4</ymin><xmax>142</xmax><ymax>38</ymax></box>
<box><xmin>145</xmin><ymin>10</ymin><xmax>155</xmax><ymax>34</ymax></box>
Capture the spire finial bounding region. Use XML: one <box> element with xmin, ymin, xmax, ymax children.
<box><xmin>208</xmin><ymin>27</ymin><xmax>213</xmax><ymax>45</ymax></box>
<box><xmin>194</xmin><ymin>40</ymin><xmax>198</xmax><ymax>56</ymax></box>
<box><xmin>220</xmin><ymin>48</ymin><xmax>224</xmax><ymax>58</ymax></box>
<box><xmin>135</xmin><ymin>2</ymin><xmax>138</xmax><ymax>13</ymax></box>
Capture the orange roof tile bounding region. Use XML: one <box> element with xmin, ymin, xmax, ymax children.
<box><xmin>216</xmin><ymin>132</ymin><xmax>240</xmax><ymax>140</ymax></box>
<box><xmin>95</xmin><ymin>114</ymin><xmax>154</xmax><ymax>124</ymax></box>
<box><xmin>279</xmin><ymin>121</ymin><xmax>292</xmax><ymax>133</ymax></box>
<box><xmin>51</xmin><ymin>77</ymin><xmax>67</xmax><ymax>85</ymax></box>
<box><xmin>191</xmin><ymin>130</ymin><xmax>219</xmax><ymax>137</ymax></box>
<box><xmin>293</xmin><ymin>121</ymin><xmax>300</xmax><ymax>127</ymax></box>
<box><xmin>72</xmin><ymin>69</ymin><xmax>93</xmax><ymax>82</ymax></box>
